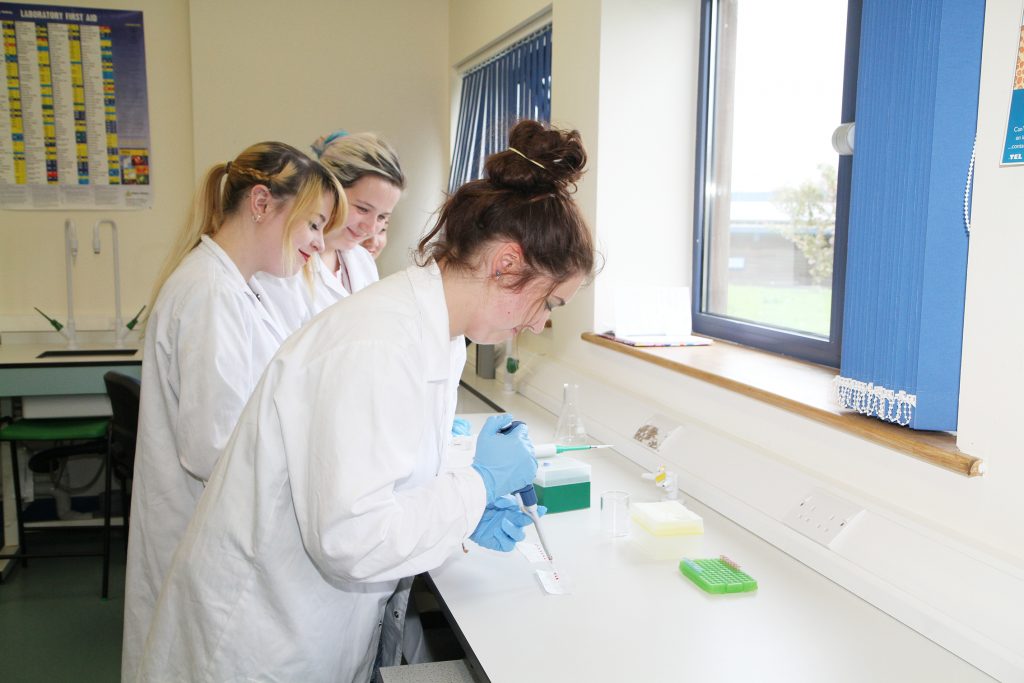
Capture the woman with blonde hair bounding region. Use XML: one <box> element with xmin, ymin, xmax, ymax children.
<box><xmin>256</xmin><ymin>130</ymin><xmax>405</xmax><ymax>333</ymax></box>
<box><xmin>121</xmin><ymin>141</ymin><xmax>344</xmax><ymax>683</ymax></box>
<box><xmin>360</xmin><ymin>223</ymin><xmax>388</xmax><ymax>259</ymax></box>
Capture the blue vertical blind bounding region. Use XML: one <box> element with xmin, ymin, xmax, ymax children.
<box><xmin>449</xmin><ymin>25</ymin><xmax>552</xmax><ymax>191</ymax></box>
<box><xmin>835</xmin><ymin>0</ymin><xmax>985</xmax><ymax>431</ymax></box>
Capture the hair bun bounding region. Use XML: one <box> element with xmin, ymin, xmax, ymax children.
<box><xmin>484</xmin><ymin>120</ymin><xmax>586</xmax><ymax>192</ymax></box>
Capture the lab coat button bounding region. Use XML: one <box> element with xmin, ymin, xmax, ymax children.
<box><xmin>393</xmin><ymin>610</ymin><xmax>400</xmax><ymax>618</ymax></box>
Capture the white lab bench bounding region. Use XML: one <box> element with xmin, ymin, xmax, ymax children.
<box><xmin>0</xmin><ymin>342</ymin><xmax>142</xmax><ymax>576</ymax></box>
<box><xmin>434</xmin><ymin>390</ymin><xmax>992</xmax><ymax>682</ymax></box>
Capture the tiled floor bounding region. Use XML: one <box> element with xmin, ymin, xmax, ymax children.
<box><xmin>0</xmin><ymin>528</ymin><xmax>125</xmax><ymax>682</ymax></box>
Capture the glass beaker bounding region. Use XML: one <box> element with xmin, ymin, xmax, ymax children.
<box><xmin>600</xmin><ymin>490</ymin><xmax>631</xmax><ymax>537</ymax></box>
<box><xmin>553</xmin><ymin>382</ymin><xmax>587</xmax><ymax>444</ymax></box>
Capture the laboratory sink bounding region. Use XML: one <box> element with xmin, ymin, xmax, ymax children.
<box><xmin>37</xmin><ymin>349</ymin><xmax>138</xmax><ymax>358</ymax></box>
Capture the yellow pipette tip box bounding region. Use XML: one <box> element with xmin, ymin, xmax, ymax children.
<box><xmin>631</xmin><ymin>500</ymin><xmax>704</xmax><ymax>536</ymax></box>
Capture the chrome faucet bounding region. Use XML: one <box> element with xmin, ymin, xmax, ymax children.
<box><xmin>61</xmin><ymin>219</ymin><xmax>79</xmax><ymax>348</ymax></box>
<box><xmin>92</xmin><ymin>219</ymin><xmax>129</xmax><ymax>347</ymax></box>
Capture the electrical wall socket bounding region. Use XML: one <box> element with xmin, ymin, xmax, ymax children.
<box><xmin>782</xmin><ymin>488</ymin><xmax>864</xmax><ymax>548</ymax></box>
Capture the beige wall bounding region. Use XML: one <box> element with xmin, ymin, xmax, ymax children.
<box><xmin>957</xmin><ymin>0</ymin><xmax>1024</xmax><ymax>460</ymax></box>
<box><xmin>590</xmin><ymin>0</ymin><xmax>697</xmax><ymax>330</ymax></box>
<box><xmin>188</xmin><ymin>0</ymin><xmax>450</xmax><ymax>280</ymax></box>
<box><xmin>0</xmin><ymin>0</ymin><xmax>450</xmax><ymax>337</ymax></box>
<box><xmin>0</xmin><ymin>0</ymin><xmax>194</xmax><ymax>332</ymax></box>
<box><xmin>448</xmin><ymin>0</ymin><xmax>549</xmax><ymax>68</ymax></box>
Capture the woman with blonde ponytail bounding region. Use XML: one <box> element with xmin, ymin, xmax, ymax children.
<box><xmin>121</xmin><ymin>141</ymin><xmax>344</xmax><ymax>683</ymax></box>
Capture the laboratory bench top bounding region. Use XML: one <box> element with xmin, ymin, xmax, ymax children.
<box><xmin>435</xmin><ymin>399</ymin><xmax>992</xmax><ymax>683</ymax></box>
<box><xmin>0</xmin><ymin>342</ymin><xmax>142</xmax><ymax>369</ymax></box>
<box><xmin>0</xmin><ymin>342</ymin><xmax>142</xmax><ymax>399</ymax></box>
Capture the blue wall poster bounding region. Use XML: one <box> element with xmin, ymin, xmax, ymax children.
<box><xmin>0</xmin><ymin>3</ymin><xmax>150</xmax><ymax>209</ymax></box>
<box><xmin>1002</xmin><ymin>10</ymin><xmax>1024</xmax><ymax>166</ymax></box>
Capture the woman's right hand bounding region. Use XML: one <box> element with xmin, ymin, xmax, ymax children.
<box><xmin>471</xmin><ymin>414</ymin><xmax>538</xmax><ymax>504</ymax></box>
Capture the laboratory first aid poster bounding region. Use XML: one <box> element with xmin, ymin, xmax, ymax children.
<box><xmin>0</xmin><ymin>3</ymin><xmax>151</xmax><ymax>209</ymax></box>
<box><xmin>1002</xmin><ymin>10</ymin><xmax>1024</xmax><ymax>165</ymax></box>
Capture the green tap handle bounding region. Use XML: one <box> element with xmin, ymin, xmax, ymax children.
<box><xmin>34</xmin><ymin>307</ymin><xmax>64</xmax><ymax>331</ymax></box>
<box><xmin>126</xmin><ymin>305</ymin><xmax>146</xmax><ymax>330</ymax></box>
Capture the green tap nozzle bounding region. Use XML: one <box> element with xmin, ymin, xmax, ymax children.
<box><xmin>125</xmin><ymin>305</ymin><xmax>146</xmax><ymax>330</ymax></box>
<box><xmin>34</xmin><ymin>307</ymin><xmax>64</xmax><ymax>331</ymax></box>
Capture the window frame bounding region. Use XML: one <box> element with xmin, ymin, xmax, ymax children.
<box><xmin>691</xmin><ymin>0</ymin><xmax>862</xmax><ymax>367</ymax></box>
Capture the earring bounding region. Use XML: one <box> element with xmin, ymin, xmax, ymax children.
<box><xmin>495</xmin><ymin>270</ymin><xmax>501</xmax><ymax>279</ymax></box>
<box><xmin>253</xmin><ymin>213</ymin><xmax>262</xmax><ymax>223</ymax></box>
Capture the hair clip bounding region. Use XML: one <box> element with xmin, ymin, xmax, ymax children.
<box><xmin>508</xmin><ymin>147</ymin><xmax>545</xmax><ymax>169</ymax></box>
<box><xmin>323</xmin><ymin>130</ymin><xmax>349</xmax><ymax>146</ymax></box>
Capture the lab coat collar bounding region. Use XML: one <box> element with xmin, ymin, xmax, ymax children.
<box><xmin>199</xmin><ymin>235</ymin><xmax>287</xmax><ymax>343</ymax></box>
<box><xmin>314</xmin><ymin>252</ymin><xmax>349</xmax><ymax>297</ymax></box>
<box><xmin>407</xmin><ymin>261</ymin><xmax>458</xmax><ymax>383</ymax></box>
<box><xmin>199</xmin><ymin>235</ymin><xmax>249</xmax><ymax>289</ymax></box>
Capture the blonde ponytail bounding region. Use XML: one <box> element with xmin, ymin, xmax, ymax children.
<box><xmin>146</xmin><ymin>142</ymin><xmax>345</xmax><ymax>322</ymax></box>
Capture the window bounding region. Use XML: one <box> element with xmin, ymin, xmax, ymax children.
<box><xmin>449</xmin><ymin>25</ymin><xmax>552</xmax><ymax>191</ymax></box>
<box><xmin>692</xmin><ymin>0</ymin><xmax>861</xmax><ymax>366</ymax></box>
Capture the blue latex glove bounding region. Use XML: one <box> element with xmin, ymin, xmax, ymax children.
<box><xmin>470</xmin><ymin>496</ymin><xmax>534</xmax><ymax>552</ymax></box>
<box><xmin>451</xmin><ymin>417</ymin><xmax>472</xmax><ymax>436</ymax></box>
<box><xmin>471</xmin><ymin>414</ymin><xmax>538</xmax><ymax>504</ymax></box>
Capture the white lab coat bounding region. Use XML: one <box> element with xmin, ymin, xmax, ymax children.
<box><xmin>255</xmin><ymin>245</ymin><xmax>379</xmax><ymax>335</ymax></box>
<box><xmin>137</xmin><ymin>262</ymin><xmax>486</xmax><ymax>683</ymax></box>
<box><xmin>122</xmin><ymin>236</ymin><xmax>287</xmax><ymax>683</ymax></box>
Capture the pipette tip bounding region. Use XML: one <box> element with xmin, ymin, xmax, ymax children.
<box><xmin>555</xmin><ymin>444</ymin><xmax>613</xmax><ymax>453</ymax></box>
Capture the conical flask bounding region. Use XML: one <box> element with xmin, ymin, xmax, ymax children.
<box><xmin>553</xmin><ymin>383</ymin><xmax>586</xmax><ymax>444</ymax></box>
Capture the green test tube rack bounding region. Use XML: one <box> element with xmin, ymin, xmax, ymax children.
<box><xmin>679</xmin><ymin>556</ymin><xmax>758</xmax><ymax>594</ymax></box>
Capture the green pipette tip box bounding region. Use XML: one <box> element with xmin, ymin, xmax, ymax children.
<box><xmin>679</xmin><ymin>556</ymin><xmax>758</xmax><ymax>594</ymax></box>
<box><xmin>534</xmin><ymin>481</ymin><xmax>590</xmax><ymax>513</ymax></box>
<box><xmin>533</xmin><ymin>456</ymin><xmax>591</xmax><ymax>513</ymax></box>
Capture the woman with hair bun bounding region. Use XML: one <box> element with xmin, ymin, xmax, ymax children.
<box><xmin>137</xmin><ymin>121</ymin><xmax>596</xmax><ymax>682</ymax></box>
<box><xmin>256</xmin><ymin>130</ymin><xmax>405</xmax><ymax>334</ymax></box>
<box><xmin>122</xmin><ymin>141</ymin><xmax>344</xmax><ymax>682</ymax></box>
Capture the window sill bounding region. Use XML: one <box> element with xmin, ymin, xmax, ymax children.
<box><xmin>580</xmin><ymin>332</ymin><xmax>983</xmax><ymax>477</ymax></box>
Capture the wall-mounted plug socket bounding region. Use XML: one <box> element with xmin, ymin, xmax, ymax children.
<box><xmin>782</xmin><ymin>488</ymin><xmax>864</xmax><ymax>548</ymax></box>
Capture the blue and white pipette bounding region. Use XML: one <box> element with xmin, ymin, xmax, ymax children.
<box><xmin>514</xmin><ymin>483</ymin><xmax>553</xmax><ymax>561</ymax></box>
<box><xmin>499</xmin><ymin>420</ymin><xmax>555</xmax><ymax>561</ymax></box>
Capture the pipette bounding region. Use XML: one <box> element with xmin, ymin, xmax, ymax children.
<box><xmin>535</xmin><ymin>443</ymin><xmax>613</xmax><ymax>457</ymax></box>
<box><xmin>499</xmin><ymin>420</ymin><xmax>555</xmax><ymax>561</ymax></box>
<box><xmin>514</xmin><ymin>483</ymin><xmax>554</xmax><ymax>561</ymax></box>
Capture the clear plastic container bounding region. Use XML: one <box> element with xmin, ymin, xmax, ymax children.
<box><xmin>630</xmin><ymin>500</ymin><xmax>704</xmax><ymax>536</ymax></box>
